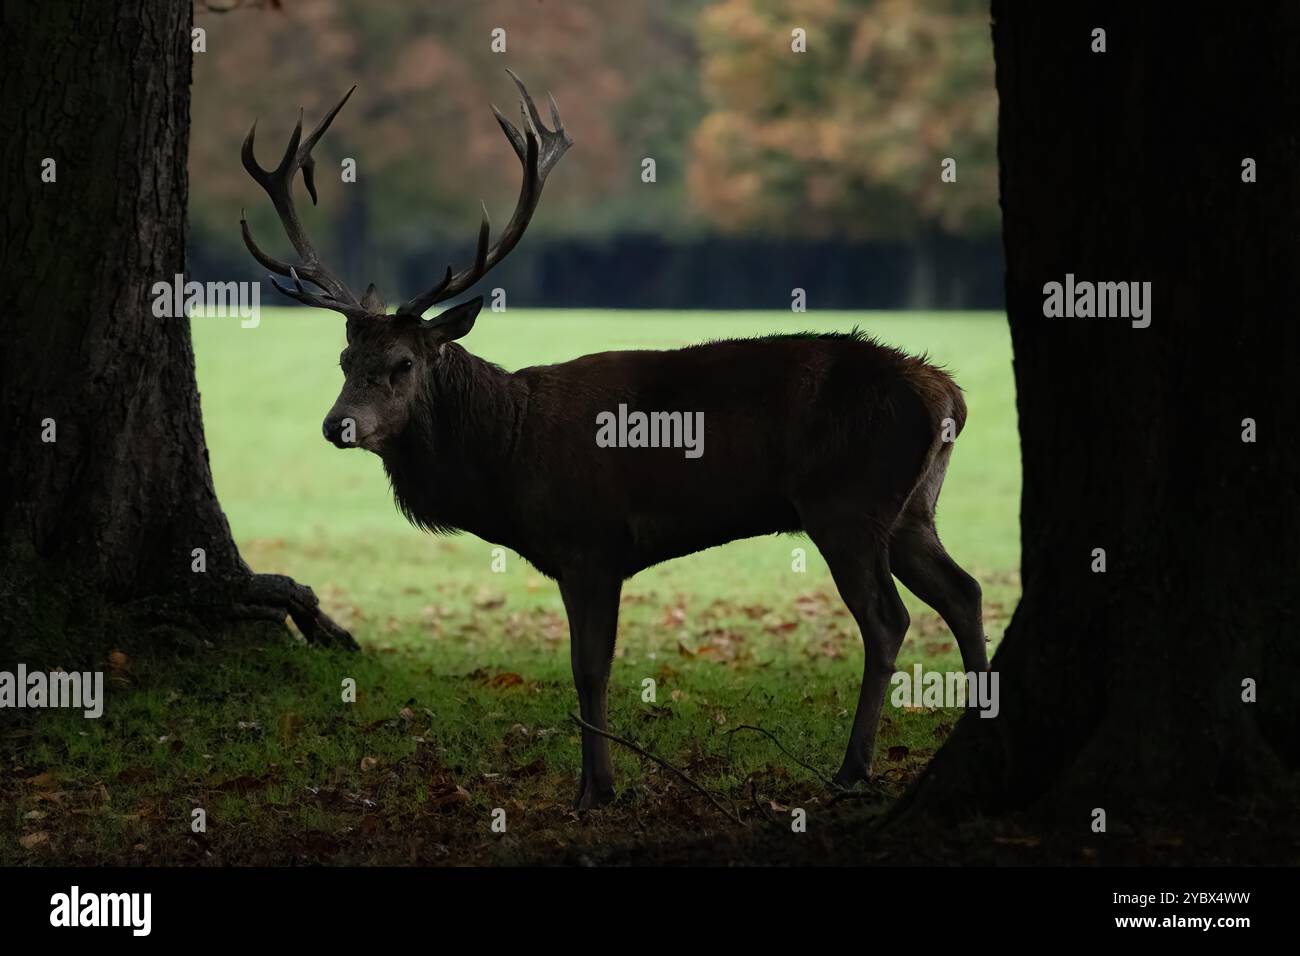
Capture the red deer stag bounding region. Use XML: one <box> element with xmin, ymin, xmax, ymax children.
<box><xmin>240</xmin><ymin>73</ymin><xmax>987</xmax><ymax>809</ymax></box>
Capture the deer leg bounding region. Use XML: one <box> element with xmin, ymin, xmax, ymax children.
<box><xmin>558</xmin><ymin>571</ymin><xmax>622</xmax><ymax>810</ymax></box>
<box><xmin>806</xmin><ymin>521</ymin><xmax>910</xmax><ymax>786</ymax></box>
<box><xmin>891</xmin><ymin>516</ymin><xmax>989</xmax><ymax>674</ymax></box>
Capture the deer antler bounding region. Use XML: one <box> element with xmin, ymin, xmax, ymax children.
<box><xmin>240</xmin><ymin>87</ymin><xmax>370</xmax><ymax>320</ymax></box>
<box><xmin>240</xmin><ymin>73</ymin><xmax>570</xmax><ymax>322</ymax></box>
<box><xmin>396</xmin><ymin>70</ymin><xmax>573</xmax><ymax>319</ymax></box>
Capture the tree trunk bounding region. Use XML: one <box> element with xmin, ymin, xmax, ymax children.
<box><xmin>0</xmin><ymin>0</ymin><xmax>352</xmax><ymax>650</ymax></box>
<box><xmin>903</xmin><ymin>3</ymin><xmax>1299</xmax><ymax>819</ymax></box>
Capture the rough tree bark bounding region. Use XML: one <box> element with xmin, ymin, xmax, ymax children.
<box><xmin>0</xmin><ymin>1</ymin><xmax>353</xmax><ymax>649</ymax></box>
<box><xmin>902</xmin><ymin>3</ymin><xmax>1299</xmax><ymax>820</ymax></box>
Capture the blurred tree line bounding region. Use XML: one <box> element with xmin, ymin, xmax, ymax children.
<box><xmin>191</xmin><ymin>0</ymin><xmax>1000</xmax><ymax>309</ymax></box>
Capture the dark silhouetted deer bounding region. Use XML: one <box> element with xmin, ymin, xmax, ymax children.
<box><xmin>241</xmin><ymin>73</ymin><xmax>987</xmax><ymax>809</ymax></box>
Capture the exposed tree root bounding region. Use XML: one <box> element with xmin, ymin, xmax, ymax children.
<box><xmin>239</xmin><ymin>572</ymin><xmax>357</xmax><ymax>649</ymax></box>
<box><xmin>122</xmin><ymin>572</ymin><xmax>357</xmax><ymax>650</ymax></box>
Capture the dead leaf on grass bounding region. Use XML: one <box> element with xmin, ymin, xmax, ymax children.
<box><xmin>428</xmin><ymin>784</ymin><xmax>470</xmax><ymax>809</ymax></box>
<box><xmin>992</xmin><ymin>834</ymin><xmax>1042</xmax><ymax>847</ymax></box>
<box><xmin>474</xmin><ymin>588</ymin><xmax>506</xmax><ymax>610</ymax></box>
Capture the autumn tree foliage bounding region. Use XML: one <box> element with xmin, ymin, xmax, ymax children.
<box><xmin>190</xmin><ymin>0</ymin><xmax>706</xmax><ymax>292</ymax></box>
<box><xmin>689</xmin><ymin>0</ymin><xmax>998</xmax><ymax>242</ymax></box>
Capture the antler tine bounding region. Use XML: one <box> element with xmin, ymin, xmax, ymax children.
<box><xmin>268</xmin><ymin>267</ymin><xmax>370</xmax><ymax>321</ymax></box>
<box><xmin>397</xmin><ymin>71</ymin><xmax>572</xmax><ymax>318</ymax></box>
<box><xmin>400</xmin><ymin>204</ymin><xmax>493</xmax><ymax>320</ymax></box>
<box><xmin>241</xmin><ymin>87</ymin><xmax>366</xmax><ymax>314</ymax></box>
<box><xmin>504</xmin><ymin>67</ymin><xmax>571</xmax><ymax>181</ymax></box>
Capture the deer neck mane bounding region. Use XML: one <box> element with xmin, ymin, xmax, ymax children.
<box><xmin>381</xmin><ymin>343</ymin><xmax>524</xmax><ymax>537</ymax></box>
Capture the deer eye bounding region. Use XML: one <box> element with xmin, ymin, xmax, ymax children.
<box><xmin>389</xmin><ymin>358</ymin><xmax>414</xmax><ymax>385</ymax></box>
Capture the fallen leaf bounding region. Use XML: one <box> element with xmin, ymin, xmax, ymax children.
<box><xmin>428</xmin><ymin>784</ymin><xmax>470</xmax><ymax>809</ymax></box>
<box><xmin>763</xmin><ymin>617</ymin><xmax>799</xmax><ymax>634</ymax></box>
<box><xmin>209</xmin><ymin>775</ymin><xmax>266</xmax><ymax>795</ymax></box>
<box><xmin>992</xmin><ymin>834</ymin><xmax>1041</xmax><ymax>847</ymax></box>
<box><xmin>474</xmin><ymin>588</ymin><xmax>506</xmax><ymax>610</ymax></box>
<box><xmin>19</xmin><ymin>832</ymin><xmax>49</xmax><ymax>849</ymax></box>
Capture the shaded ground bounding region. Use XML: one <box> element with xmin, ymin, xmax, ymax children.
<box><xmin>4</xmin><ymin>576</ymin><xmax>1293</xmax><ymax>866</ymax></box>
<box><xmin>587</xmin><ymin>792</ymin><xmax>1300</xmax><ymax>866</ymax></box>
<box><xmin>6</xmin><ymin>580</ymin><xmax>1291</xmax><ymax>867</ymax></box>
<box><xmin>2</xmin><ymin>585</ymin><xmax>996</xmax><ymax>866</ymax></box>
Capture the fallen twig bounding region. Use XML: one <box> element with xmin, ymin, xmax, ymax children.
<box><xmin>724</xmin><ymin>724</ymin><xmax>833</xmax><ymax>787</ymax></box>
<box><xmin>749</xmin><ymin>779</ymin><xmax>785</xmax><ymax>829</ymax></box>
<box><xmin>569</xmin><ymin>713</ymin><xmax>744</xmax><ymax>826</ymax></box>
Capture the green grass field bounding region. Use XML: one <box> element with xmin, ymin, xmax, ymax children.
<box><xmin>6</xmin><ymin>309</ymin><xmax>1020</xmax><ymax>864</ymax></box>
<box><xmin>202</xmin><ymin>308</ymin><xmax>1019</xmax><ymax>608</ymax></box>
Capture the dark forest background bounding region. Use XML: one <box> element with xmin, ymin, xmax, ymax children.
<box><xmin>191</xmin><ymin>0</ymin><xmax>1002</xmax><ymax>309</ymax></box>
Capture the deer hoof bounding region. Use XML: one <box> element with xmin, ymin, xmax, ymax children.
<box><xmin>575</xmin><ymin>780</ymin><xmax>617</xmax><ymax>810</ymax></box>
<box><xmin>831</xmin><ymin>762</ymin><xmax>872</xmax><ymax>790</ymax></box>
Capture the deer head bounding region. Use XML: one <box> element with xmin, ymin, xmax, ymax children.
<box><xmin>240</xmin><ymin>71</ymin><xmax>571</xmax><ymax>453</ymax></box>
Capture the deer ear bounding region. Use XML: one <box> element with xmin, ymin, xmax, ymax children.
<box><xmin>423</xmin><ymin>296</ymin><xmax>483</xmax><ymax>343</ymax></box>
